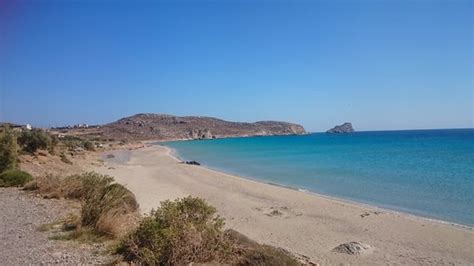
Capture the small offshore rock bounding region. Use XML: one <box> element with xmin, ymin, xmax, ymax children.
<box><xmin>327</xmin><ymin>122</ymin><xmax>354</xmax><ymax>134</ymax></box>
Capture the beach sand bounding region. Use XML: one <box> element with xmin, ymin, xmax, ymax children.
<box><xmin>96</xmin><ymin>145</ymin><xmax>474</xmax><ymax>265</ymax></box>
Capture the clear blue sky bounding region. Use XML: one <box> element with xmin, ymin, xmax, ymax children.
<box><xmin>0</xmin><ymin>0</ymin><xmax>472</xmax><ymax>132</ymax></box>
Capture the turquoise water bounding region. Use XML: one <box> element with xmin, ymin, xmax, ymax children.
<box><xmin>164</xmin><ymin>129</ymin><xmax>474</xmax><ymax>226</ymax></box>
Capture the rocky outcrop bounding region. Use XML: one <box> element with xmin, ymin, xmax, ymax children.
<box><xmin>326</xmin><ymin>122</ymin><xmax>354</xmax><ymax>134</ymax></box>
<box><xmin>332</xmin><ymin>242</ymin><xmax>372</xmax><ymax>255</ymax></box>
<box><xmin>184</xmin><ymin>161</ymin><xmax>201</xmax><ymax>166</ymax></box>
<box><xmin>190</xmin><ymin>129</ymin><xmax>213</xmax><ymax>140</ymax></box>
<box><xmin>99</xmin><ymin>113</ymin><xmax>306</xmax><ymax>140</ymax></box>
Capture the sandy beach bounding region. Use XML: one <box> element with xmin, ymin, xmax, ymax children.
<box><xmin>96</xmin><ymin>144</ymin><xmax>474</xmax><ymax>265</ymax></box>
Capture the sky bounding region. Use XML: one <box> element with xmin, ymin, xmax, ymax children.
<box><xmin>0</xmin><ymin>0</ymin><xmax>472</xmax><ymax>132</ymax></box>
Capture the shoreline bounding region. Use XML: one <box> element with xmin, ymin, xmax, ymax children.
<box><xmin>164</xmin><ymin>144</ymin><xmax>473</xmax><ymax>231</ymax></box>
<box><xmin>97</xmin><ymin>144</ymin><xmax>474</xmax><ymax>265</ymax></box>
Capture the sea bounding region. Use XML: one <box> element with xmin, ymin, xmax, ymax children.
<box><xmin>163</xmin><ymin>129</ymin><xmax>474</xmax><ymax>226</ymax></box>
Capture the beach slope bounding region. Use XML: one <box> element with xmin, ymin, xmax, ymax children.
<box><xmin>96</xmin><ymin>145</ymin><xmax>474</xmax><ymax>265</ymax></box>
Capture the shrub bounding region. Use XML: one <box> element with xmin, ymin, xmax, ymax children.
<box><xmin>18</xmin><ymin>129</ymin><xmax>52</xmax><ymax>153</ymax></box>
<box><xmin>58</xmin><ymin>172</ymin><xmax>139</xmax><ymax>236</ymax></box>
<box><xmin>0</xmin><ymin>169</ymin><xmax>33</xmax><ymax>187</ymax></box>
<box><xmin>117</xmin><ymin>196</ymin><xmax>231</xmax><ymax>265</ymax></box>
<box><xmin>34</xmin><ymin>174</ymin><xmax>64</xmax><ymax>198</ymax></box>
<box><xmin>82</xmin><ymin>183</ymin><xmax>139</xmax><ymax>236</ymax></box>
<box><xmin>34</xmin><ymin>172</ymin><xmax>117</xmax><ymax>203</ymax></box>
<box><xmin>116</xmin><ymin>196</ymin><xmax>301</xmax><ymax>265</ymax></box>
<box><xmin>83</xmin><ymin>141</ymin><xmax>95</xmax><ymax>151</ymax></box>
<box><xmin>29</xmin><ymin>172</ymin><xmax>139</xmax><ymax>238</ymax></box>
<box><xmin>48</xmin><ymin>135</ymin><xmax>59</xmax><ymax>154</ymax></box>
<box><xmin>62</xmin><ymin>135</ymin><xmax>83</xmax><ymax>151</ymax></box>
<box><xmin>62</xmin><ymin>172</ymin><xmax>114</xmax><ymax>200</ymax></box>
<box><xmin>0</xmin><ymin>126</ymin><xmax>18</xmax><ymax>173</ymax></box>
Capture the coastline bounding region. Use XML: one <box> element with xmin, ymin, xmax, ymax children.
<box><xmin>96</xmin><ymin>144</ymin><xmax>474</xmax><ymax>265</ymax></box>
<box><xmin>165</xmin><ymin>144</ymin><xmax>473</xmax><ymax>230</ymax></box>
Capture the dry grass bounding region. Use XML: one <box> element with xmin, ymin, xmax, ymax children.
<box><xmin>62</xmin><ymin>172</ymin><xmax>114</xmax><ymax>200</ymax></box>
<box><xmin>32</xmin><ymin>172</ymin><xmax>140</xmax><ymax>238</ymax></box>
<box><xmin>33</xmin><ymin>174</ymin><xmax>65</xmax><ymax>199</ymax></box>
<box><xmin>37</xmin><ymin>213</ymin><xmax>80</xmax><ymax>233</ymax></box>
<box><xmin>82</xmin><ymin>182</ymin><xmax>139</xmax><ymax>237</ymax></box>
<box><xmin>224</xmin><ymin>229</ymin><xmax>301</xmax><ymax>266</ymax></box>
<box><xmin>49</xmin><ymin>227</ymin><xmax>110</xmax><ymax>243</ymax></box>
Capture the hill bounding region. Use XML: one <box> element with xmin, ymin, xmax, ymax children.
<box><xmin>98</xmin><ymin>113</ymin><xmax>306</xmax><ymax>140</ymax></box>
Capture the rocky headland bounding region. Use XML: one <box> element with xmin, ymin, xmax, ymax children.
<box><xmin>94</xmin><ymin>113</ymin><xmax>306</xmax><ymax>140</ymax></box>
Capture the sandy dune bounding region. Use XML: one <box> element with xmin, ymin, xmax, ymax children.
<box><xmin>96</xmin><ymin>145</ymin><xmax>474</xmax><ymax>265</ymax></box>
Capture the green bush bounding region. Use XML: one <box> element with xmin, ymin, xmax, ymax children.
<box><xmin>0</xmin><ymin>169</ymin><xmax>33</xmax><ymax>187</ymax></box>
<box><xmin>62</xmin><ymin>135</ymin><xmax>83</xmax><ymax>151</ymax></box>
<box><xmin>18</xmin><ymin>129</ymin><xmax>52</xmax><ymax>153</ymax></box>
<box><xmin>116</xmin><ymin>196</ymin><xmax>301</xmax><ymax>265</ymax></box>
<box><xmin>117</xmin><ymin>196</ymin><xmax>231</xmax><ymax>265</ymax></box>
<box><xmin>0</xmin><ymin>126</ymin><xmax>18</xmax><ymax>173</ymax></box>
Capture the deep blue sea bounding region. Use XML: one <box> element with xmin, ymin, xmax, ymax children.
<box><xmin>164</xmin><ymin>129</ymin><xmax>474</xmax><ymax>226</ymax></box>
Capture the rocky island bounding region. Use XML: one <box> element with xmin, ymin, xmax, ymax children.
<box><xmin>326</xmin><ymin>122</ymin><xmax>354</xmax><ymax>133</ymax></box>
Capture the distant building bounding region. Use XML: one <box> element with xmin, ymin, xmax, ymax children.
<box><xmin>73</xmin><ymin>123</ymin><xmax>89</xmax><ymax>128</ymax></box>
<box><xmin>4</xmin><ymin>123</ymin><xmax>32</xmax><ymax>132</ymax></box>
